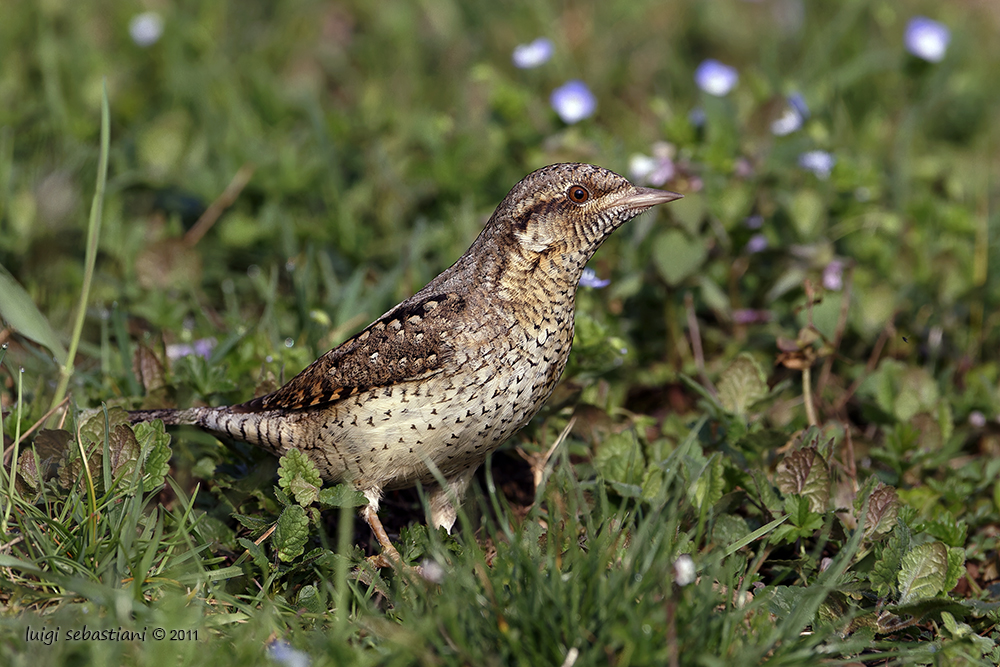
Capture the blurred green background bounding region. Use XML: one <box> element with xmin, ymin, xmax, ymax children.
<box><xmin>3</xmin><ymin>0</ymin><xmax>1000</xmax><ymax>664</ymax></box>
<box><xmin>3</xmin><ymin>0</ymin><xmax>996</xmax><ymax>398</ymax></box>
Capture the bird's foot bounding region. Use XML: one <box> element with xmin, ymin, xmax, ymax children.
<box><xmin>361</xmin><ymin>504</ymin><xmax>425</xmax><ymax>577</ymax></box>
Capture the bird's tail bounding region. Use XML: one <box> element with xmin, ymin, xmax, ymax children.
<box><xmin>128</xmin><ymin>407</ymin><xmax>206</xmax><ymax>427</ymax></box>
<box><xmin>128</xmin><ymin>406</ymin><xmax>278</xmax><ymax>454</ymax></box>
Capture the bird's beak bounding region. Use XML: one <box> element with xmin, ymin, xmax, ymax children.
<box><xmin>619</xmin><ymin>186</ymin><xmax>683</xmax><ymax>211</ymax></box>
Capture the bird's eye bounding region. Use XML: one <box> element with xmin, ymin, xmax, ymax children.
<box><xmin>567</xmin><ymin>185</ymin><xmax>590</xmax><ymax>204</ymax></box>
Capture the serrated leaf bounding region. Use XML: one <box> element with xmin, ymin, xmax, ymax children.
<box><xmin>871</xmin><ymin>520</ymin><xmax>911</xmax><ymax>597</ymax></box>
<box><xmin>278</xmin><ymin>449</ymin><xmax>322</xmax><ymax>506</ymax></box>
<box><xmin>133</xmin><ymin>420</ymin><xmax>172</xmax><ymax>488</ymax></box>
<box><xmin>920</xmin><ymin>513</ymin><xmax>968</xmax><ymax>548</ymax></box>
<box><xmin>688</xmin><ymin>453</ymin><xmax>725</xmax><ymax>511</ymax></box>
<box><xmin>775</xmin><ymin>447</ymin><xmax>830</xmax><ymax>513</ymax></box>
<box><xmin>717</xmin><ymin>353</ymin><xmax>768</xmax><ymax>416</ymax></box>
<box><xmin>32</xmin><ymin>429</ymin><xmax>72</xmax><ymax>473</ymax></box>
<box><xmin>652</xmin><ymin>228</ymin><xmax>708</xmax><ymax>286</ymax></box>
<box><xmin>898</xmin><ymin>542</ymin><xmax>948</xmax><ymax>604</ymax></box>
<box><xmin>943</xmin><ymin>546</ymin><xmax>966</xmax><ymax>595</ymax></box>
<box><xmin>865</xmin><ymin>483</ymin><xmax>900</xmax><ymax>537</ymax></box>
<box><xmin>133</xmin><ymin>341</ymin><xmax>168</xmax><ymax>394</ymax></box>
<box><xmin>594</xmin><ymin>430</ymin><xmax>644</xmax><ymax>486</ymax></box>
<box><xmin>233</xmin><ymin>513</ymin><xmax>273</xmax><ymax>534</ymax></box>
<box><xmin>108</xmin><ymin>423</ymin><xmax>140</xmax><ymax>481</ymax></box>
<box><xmin>238</xmin><ymin>537</ymin><xmax>271</xmax><ymax>575</ymax></box>
<box><xmin>296</xmin><ymin>585</ymin><xmax>324</xmax><ymax>614</ymax></box>
<box><xmin>15</xmin><ymin>449</ymin><xmax>43</xmax><ymax>493</ymax></box>
<box><xmin>317</xmin><ymin>484</ymin><xmax>368</xmax><ymax>509</ymax></box>
<box><xmin>274</xmin><ymin>505</ymin><xmax>309</xmax><ymax>562</ymax></box>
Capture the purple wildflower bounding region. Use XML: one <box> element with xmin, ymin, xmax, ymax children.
<box><xmin>512</xmin><ymin>38</ymin><xmax>554</xmax><ymax>69</ymax></box>
<box><xmin>580</xmin><ymin>267</ymin><xmax>611</xmax><ymax>289</ymax></box>
<box><xmin>550</xmin><ymin>80</ymin><xmax>596</xmax><ymax>124</ymax></box>
<box><xmin>129</xmin><ymin>12</ymin><xmax>163</xmax><ymax>47</ymax></box>
<box><xmin>746</xmin><ymin>234</ymin><xmax>768</xmax><ymax>254</ymax></box>
<box><xmin>904</xmin><ymin>17</ymin><xmax>950</xmax><ymax>63</ymax></box>
<box><xmin>798</xmin><ymin>150</ymin><xmax>836</xmax><ymax>179</ymax></box>
<box><xmin>628</xmin><ymin>142</ymin><xmax>676</xmax><ymax>186</ymax></box>
<box><xmin>694</xmin><ymin>60</ymin><xmax>738</xmax><ymax>96</ymax></box>
<box><xmin>822</xmin><ymin>260</ymin><xmax>844</xmax><ymax>291</ymax></box>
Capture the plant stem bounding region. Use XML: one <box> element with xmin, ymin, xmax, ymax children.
<box><xmin>50</xmin><ymin>81</ymin><xmax>110</xmax><ymax>413</ymax></box>
<box><xmin>802</xmin><ymin>365</ymin><xmax>817</xmax><ymax>427</ymax></box>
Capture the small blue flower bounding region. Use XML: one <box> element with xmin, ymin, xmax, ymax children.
<box><xmin>744</xmin><ymin>215</ymin><xmax>763</xmax><ymax>230</ymax></box>
<box><xmin>580</xmin><ymin>267</ymin><xmax>611</xmax><ymax>289</ymax></box>
<box><xmin>129</xmin><ymin>11</ymin><xmax>164</xmax><ymax>47</ymax></box>
<box><xmin>267</xmin><ymin>641</ymin><xmax>310</xmax><ymax>667</ymax></box>
<box><xmin>904</xmin><ymin>17</ymin><xmax>950</xmax><ymax>63</ymax></box>
<box><xmin>166</xmin><ymin>338</ymin><xmax>217</xmax><ymax>361</ymax></box>
<box><xmin>746</xmin><ymin>234</ymin><xmax>768</xmax><ymax>254</ymax></box>
<box><xmin>628</xmin><ymin>142</ymin><xmax>675</xmax><ymax>186</ymax></box>
<box><xmin>550</xmin><ymin>80</ymin><xmax>596</xmax><ymax>124</ymax></box>
<box><xmin>822</xmin><ymin>260</ymin><xmax>844</xmax><ymax>291</ymax></box>
<box><xmin>771</xmin><ymin>93</ymin><xmax>809</xmax><ymax>136</ymax></box>
<box><xmin>512</xmin><ymin>38</ymin><xmax>554</xmax><ymax>69</ymax></box>
<box><xmin>788</xmin><ymin>92</ymin><xmax>809</xmax><ymax>119</ymax></box>
<box><xmin>694</xmin><ymin>60</ymin><xmax>738</xmax><ymax>96</ymax></box>
<box><xmin>798</xmin><ymin>150</ymin><xmax>836</xmax><ymax>180</ymax></box>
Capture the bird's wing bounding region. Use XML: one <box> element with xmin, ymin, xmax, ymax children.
<box><xmin>233</xmin><ymin>292</ymin><xmax>466</xmax><ymax>413</ymax></box>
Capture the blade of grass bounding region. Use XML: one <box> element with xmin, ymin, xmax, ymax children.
<box><xmin>50</xmin><ymin>80</ymin><xmax>110</xmax><ymax>413</ymax></box>
<box><xmin>1</xmin><ymin>367</ymin><xmax>24</xmax><ymax>534</ymax></box>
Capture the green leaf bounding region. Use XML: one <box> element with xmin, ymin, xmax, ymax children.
<box><xmin>919</xmin><ymin>511</ymin><xmax>968</xmax><ymax>548</ymax></box>
<box><xmin>775</xmin><ymin>447</ymin><xmax>830</xmax><ymax>513</ymax></box>
<box><xmin>296</xmin><ymin>584</ymin><xmax>324</xmax><ymax>614</ymax></box>
<box><xmin>238</xmin><ymin>537</ymin><xmax>271</xmax><ymax>575</ymax></box>
<box><xmin>0</xmin><ymin>262</ymin><xmax>68</xmax><ymax>364</ymax></box>
<box><xmin>871</xmin><ymin>520</ymin><xmax>911</xmax><ymax>597</ymax></box>
<box><xmin>864</xmin><ymin>483</ymin><xmax>900</xmax><ymax>538</ymax></box>
<box><xmin>652</xmin><ymin>229</ymin><xmax>708</xmax><ymax>286</ymax></box>
<box><xmin>943</xmin><ymin>546</ymin><xmax>966</xmax><ymax>595</ymax></box>
<box><xmin>898</xmin><ymin>542</ymin><xmax>948</xmax><ymax>604</ymax></box>
<box><xmin>317</xmin><ymin>484</ymin><xmax>368</xmax><ymax>509</ymax></box>
<box><xmin>133</xmin><ymin>420</ymin><xmax>172</xmax><ymax>488</ymax></box>
<box><xmin>594</xmin><ymin>430</ymin><xmax>644</xmax><ymax>486</ymax></box>
<box><xmin>233</xmin><ymin>513</ymin><xmax>273</xmax><ymax>535</ymax></box>
<box><xmin>274</xmin><ymin>505</ymin><xmax>309</xmax><ymax>563</ymax></box>
<box><xmin>717</xmin><ymin>353</ymin><xmax>768</xmax><ymax>416</ymax></box>
<box><xmin>278</xmin><ymin>449</ymin><xmax>322</xmax><ymax>506</ymax></box>
<box><xmin>688</xmin><ymin>453</ymin><xmax>725</xmax><ymax>511</ymax></box>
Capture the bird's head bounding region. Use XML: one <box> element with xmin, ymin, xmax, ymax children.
<box><xmin>490</xmin><ymin>163</ymin><xmax>681</xmax><ymax>279</ymax></box>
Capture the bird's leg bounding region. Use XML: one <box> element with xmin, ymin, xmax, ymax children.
<box><xmin>427</xmin><ymin>466</ymin><xmax>477</xmax><ymax>533</ymax></box>
<box><xmin>359</xmin><ymin>488</ymin><xmax>404</xmax><ymax>568</ymax></box>
<box><xmin>361</xmin><ymin>502</ymin><xmax>404</xmax><ymax>568</ymax></box>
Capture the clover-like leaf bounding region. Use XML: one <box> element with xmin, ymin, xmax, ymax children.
<box><xmin>717</xmin><ymin>353</ymin><xmax>768</xmax><ymax>416</ymax></box>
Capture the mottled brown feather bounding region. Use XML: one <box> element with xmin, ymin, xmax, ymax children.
<box><xmin>233</xmin><ymin>293</ymin><xmax>465</xmax><ymax>413</ymax></box>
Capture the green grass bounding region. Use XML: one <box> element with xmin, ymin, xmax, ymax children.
<box><xmin>3</xmin><ymin>0</ymin><xmax>1000</xmax><ymax>664</ymax></box>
